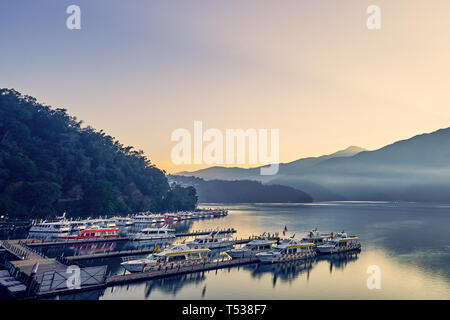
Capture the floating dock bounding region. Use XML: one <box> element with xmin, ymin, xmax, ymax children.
<box><xmin>24</xmin><ymin>228</ymin><xmax>238</xmax><ymax>248</ymax></box>
<box><xmin>106</xmin><ymin>257</ymin><xmax>259</xmax><ymax>286</ymax></box>
<box><xmin>0</xmin><ymin>230</ymin><xmax>280</xmax><ymax>298</ymax></box>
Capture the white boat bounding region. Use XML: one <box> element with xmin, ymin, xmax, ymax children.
<box><xmin>316</xmin><ymin>231</ymin><xmax>361</xmax><ymax>254</ymax></box>
<box><xmin>120</xmin><ymin>244</ymin><xmax>210</xmax><ymax>273</ymax></box>
<box><xmin>186</xmin><ymin>232</ymin><xmax>233</xmax><ymax>249</ymax></box>
<box><xmin>227</xmin><ymin>234</ymin><xmax>276</xmax><ymax>259</ymax></box>
<box><xmin>133</xmin><ymin>214</ymin><xmax>164</xmax><ymax>224</ymax></box>
<box><xmin>301</xmin><ymin>228</ymin><xmax>331</xmax><ymax>247</ymax></box>
<box><xmin>29</xmin><ymin>221</ymin><xmax>71</xmax><ymax>235</ymax></box>
<box><xmin>85</xmin><ymin>218</ymin><xmax>116</xmax><ymax>228</ymax></box>
<box><xmin>55</xmin><ymin>225</ymin><xmax>120</xmax><ymax>240</ymax></box>
<box><xmin>113</xmin><ymin>216</ymin><xmax>134</xmax><ymax>226</ymax></box>
<box><xmin>131</xmin><ymin>225</ymin><xmax>176</xmax><ymax>241</ymax></box>
<box><xmin>256</xmin><ymin>237</ymin><xmax>316</xmax><ymax>263</ymax></box>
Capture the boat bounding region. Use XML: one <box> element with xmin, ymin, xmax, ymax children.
<box><xmin>226</xmin><ymin>234</ymin><xmax>276</xmax><ymax>259</ymax></box>
<box><xmin>120</xmin><ymin>244</ymin><xmax>210</xmax><ymax>273</ymax></box>
<box><xmin>88</xmin><ymin>218</ymin><xmax>116</xmax><ymax>228</ymax></box>
<box><xmin>316</xmin><ymin>231</ymin><xmax>361</xmax><ymax>254</ymax></box>
<box><xmin>163</xmin><ymin>213</ymin><xmax>180</xmax><ymax>222</ymax></box>
<box><xmin>112</xmin><ymin>216</ymin><xmax>134</xmax><ymax>226</ymax></box>
<box><xmin>256</xmin><ymin>236</ymin><xmax>316</xmax><ymax>263</ymax></box>
<box><xmin>301</xmin><ymin>228</ymin><xmax>331</xmax><ymax>247</ymax></box>
<box><xmin>54</xmin><ymin>225</ymin><xmax>120</xmax><ymax>240</ymax></box>
<box><xmin>68</xmin><ymin>220</ymin><xmax>88</xmax><ymax>232</ymax></box>
<box><xmin>186</xmin><ymin>232</ymin><xmax>233</xmax><ymax>249</ymax></box>
<box><xmin>130</xmin><ymin>225</ymin><xmax>176</xmax><ymax>241</ymax></box>
<box><xmin>133</xmin><ymin>214</ymin><xmax>165</xmax><ymax>224</ymax></box>
<box><xmin>29</xmin><ymin>221</ymin><xmax>71</xmax><ymax>235</ymax></box>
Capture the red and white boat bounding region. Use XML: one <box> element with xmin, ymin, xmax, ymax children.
<box><xmin>55</xmin><ymin>226</ymin><xmax>120</xmax><ymax>240</ymax></box>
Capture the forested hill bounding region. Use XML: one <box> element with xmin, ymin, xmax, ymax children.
<box><xmin>0</xmin><ymin>89</ymin><xmax>197</xmax><ymax>219</ymax></box>
<box><xmin>168</xmin><ymin>175</ymin><xmax>313</xmax><ymax>203</ymax></box>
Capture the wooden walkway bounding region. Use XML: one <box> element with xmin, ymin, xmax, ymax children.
<box><xmin>106</xmin><ymin>257</ymin><xmax>259</xmax><ymax>286</ymax></box>
<box><xmin>62</xmin><ymin>248</ymin><xmax>157</xmax><ymax>262</ymax></box>
<box><xmin>0</xmin><ymin>239</ymin><xmax>47</xmax><ymax>261</ymax></box>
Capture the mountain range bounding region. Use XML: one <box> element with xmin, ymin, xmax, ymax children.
<box><xmin>177</xmin><ymin>128</ymin><xmax>450</xmax><ymax>202</ymax></box>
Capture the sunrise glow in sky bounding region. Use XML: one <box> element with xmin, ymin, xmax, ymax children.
<box><xmin>2</xmin><ymin>0</ymin><xmax>450</xmax><ymax>173</ymax></box>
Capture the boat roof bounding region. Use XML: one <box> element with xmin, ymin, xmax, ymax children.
<box><xmin>246</xmin><ymin>239</ymin><xmax>276</xmax><ymax>245</ymax></box>
<box><xmin>80</xmin><ymin>228</ymin><xmax>120</xmax><ymax>233</ymax></box>
<box><xmin>331</xmin><ymin>236</ymin><xmax>359</xmax><ymax>242</ymax></box>
<box><xmin>141</xmin><ymin>226</ymin><xmax>175</xmax><ymax>232</ymax></box>
<box><xmin>276</xmin><ymin>238</ymin><xmax>315</xmax><ymax>248</ymax></box>
<box><xmin>155</xmin><ymin>244</ymin><xmax>210</xmax><ymax>256</ymax></box>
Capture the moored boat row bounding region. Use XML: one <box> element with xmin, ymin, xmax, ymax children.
<box><xmin>120</xmin><ymin>228</ymin><xmax>361</xmax><ymax>273</ymax></box>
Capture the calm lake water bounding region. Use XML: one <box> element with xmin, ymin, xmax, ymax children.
<box><xmin>33</xmin><ymin>202</ymin><xmax>450</xmax><ymax>299</ymax></box>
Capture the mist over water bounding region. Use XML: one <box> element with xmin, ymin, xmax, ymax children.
<box><xmin>55</xmin><ymin>202</ymin><xmax>450</xmax><ymax>300</ymax></box>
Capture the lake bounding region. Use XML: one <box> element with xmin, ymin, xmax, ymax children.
<box><xmin>36</xmin><ymin>202</ymin><xmax>450</xmax><ymax>299</ymax></box>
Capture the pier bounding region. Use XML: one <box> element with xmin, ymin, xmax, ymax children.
<box><xmin>56</xmin><ymin>235</ymin><xmax>279</xmax><ymax>262</ymax></box>
<box><xmin>24</xmin><ymin>228</ymin><xmax>238</xmax><ymax>248</ymax></box>
<box><xmin>0</xmin><ymin>230</ymin><xmax>280</xmax><ymax>298</ymax></box>
<box><xmin>106</xmin><ymin>257</ymin><xmax>259</xmax><ymax>286</ymax></box>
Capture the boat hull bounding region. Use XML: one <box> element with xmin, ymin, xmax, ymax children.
<box><xmin>257</xmin><ymin>251</ymin><xmax>316</xmax><ymax>264</ymax></box>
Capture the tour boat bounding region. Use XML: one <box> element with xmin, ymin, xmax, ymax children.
<box><xmin>256</xmin><ymin>237</ymin><xmax>316</xmax><ymax>263</ymax></box>
<box><xmin>120</xmin><ymin>244</ymin><xmax>210</xmax><ymax>273</ymax></box>
<box><xmin>316</xmin><ymin>231</ymin><xmax>361</xmax><ymax>254</ymax></box>
<box><xmin>112</xmin><ymin>216</ymin><xmax>134</xmax><ymax>226</ymax></box>
<box><xmin>226</xmin><ymin>234</ymin><xmax>276</xmax><ymax>259</ymax></box>
<box><xmin>130</xmin><ymin>225</ymin><xmax>176</xmax><ymax>241</ymax></box>
<box><xmin>133</xmin><ymin>214</ymin><xmax>165</xmax><ymax>224</ymax></box>
<box><xmin>301</xmin><ymin>228</ymin><xmax>331</xmax><ymax>246</ymax></box>
<box><xmin>54</xmin><ymin>226</ymin><xmax>120</xmax><ymax>240</ymax></box>
<box><xmin>29</xmin><ymin>221</ymin><xmax>71</xmax><ymax>235</ymax></box>
<box><xmin>68</xmin><ymin>221</ymin><xmax>88</xmax><ymax>232</ymax></box>
<box><xmin>88</xmin><ymin>218</ymin><xmax>116</xmax><ymax>228</ymax></box>
<box><xmin>186</xmin><ymin>232</ymin><xmax>233</xmax><ymax>249</ymax></box>
<box><xmin>163</xmin><ymin>213</ymin><xmax>180</xmax><ymax>222</ymax></box>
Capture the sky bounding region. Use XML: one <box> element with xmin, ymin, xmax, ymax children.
<box><xmin>1</xmin><ymin>0</ymin><xmax>450</xmax><ymax>173</ymax></box>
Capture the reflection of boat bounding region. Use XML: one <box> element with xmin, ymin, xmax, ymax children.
<box><xmin>316</xmin><ymin>231</ymin><xmax>361</xmax><ymax>254</ymax></box>
<box><xmin>246</xmin><ymin>259</ymin><xmax>316</xmax><ymax>285</ymax></box>
<box><xmin>120</xmin><ymin>244</ymin><xmax>210</xmax><ymax>273</ymax></box>
<box><xmin>317</xmin><ymin>249</ymin><xmax>360</xmax><ymax>272</ymax></box>
<box><xmin>226</xmin><ymin>234</ymin><xmax>276</xmax><ymax>259</ymax></box>
<box><xmin>131</xmin><ymin>225</ymin><xmax>175</xmax><ymax>241</ymax></box>
<box><xmin>69</xmin><ymin>242</ymin><xmax>117</xmax><ymax>255</ymax></box>
<box><xmin>55</xmin><ymin>226</ymin><xmax>120</xmax><ymax>240</ymax></box>
<box><xmin>186</xmin><ymin>232</ymin><xmax>233</xmax><ymax>249</ymax></box>
<box><xmin>143</xmin><ymin>272</ymin><xmax>206</xmax><ymax>298</ymax></box>
<box><xmin>256</xmin><ymin>237</ymin><xmax>316</xmax><ymax>263</ymax></box>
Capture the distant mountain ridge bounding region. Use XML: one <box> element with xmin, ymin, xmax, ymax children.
<box><xmin>176</xmin><ymin>127</ymin><xmax>450</xmax><ymax>202</ymax></box>
<box><xmin>177</xmin><ymin>146</ymin><xmax>365</xmax><ymax>181</ymax></box>
<box><xmin>168</xmin><ymin>175</ymin><xmax>313</xmax><ymax>203</ymax></box>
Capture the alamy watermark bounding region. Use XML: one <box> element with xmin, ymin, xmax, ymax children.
<box><xmin>66</xmin><ymin>5</ymin><xmax>81</xmax><ymax>30</ymax></box>
<box><xmin>171</xmin><ymin>121</ymin><xmax>280</xmax><ymax>175</ymax></box>
<box><xmin>366</xmin><ymin>265</ymin><xmax>382</xmax><ymax>290</ymax></box>
<box><xmin>66</xmin><ymin>265</ymin><xmax>81</xmax><ymax>290</ymax></box>
<box><xmin>366</xmin><ymin>5</ymin><xmax>381</xmax><ymax>30</ymax></box>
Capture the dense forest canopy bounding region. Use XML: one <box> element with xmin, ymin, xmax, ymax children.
<box><xmin>169</xmin><ymin>175</ymin><xmax>313</xmax><ymax>203</ymax></box>
<box><xmin>0</xmin><ymin>88</ymin><xmax>197</xmax><ymax>219</ymax></box>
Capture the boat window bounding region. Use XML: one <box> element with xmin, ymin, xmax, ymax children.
<box><xmin>168</xmin><ymin>255</ymin><xmax>186</xmax><ymax>262</ymax></box>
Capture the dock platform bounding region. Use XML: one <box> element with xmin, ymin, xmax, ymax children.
<box><xmin>23</xmin><ymin>228</ymin><xmax>238</xmax><ymax>248</ymax></box>
<box><xmin>106</xmin><ymin>257</ymin><xmax>258</xmax><ymax>286</ymax></box>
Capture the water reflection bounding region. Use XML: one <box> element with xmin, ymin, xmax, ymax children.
<box><xmin>16</xmin><ymin>202</ymin><xmax>450</xmax><ymax>299</ymax></box>
<box><xmin>143</xmin><ymin>272</ymin><xmax>207</xmax><ymax>298</ymax></box>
